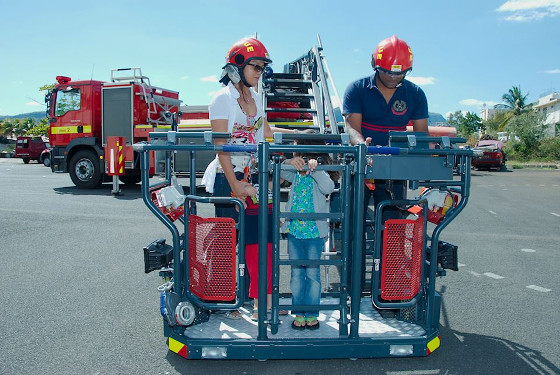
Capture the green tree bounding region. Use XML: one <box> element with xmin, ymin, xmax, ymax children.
<box><xmin>502</xmin><ymin>86</ymin><xmax>529</xmax><ymax>115</ymax></box>
<box><xmin>446</xmin><ymin>110</ymin><xmax>463</xmax><ymax>129</ymax></box>
<box><xmin>506</xmin><ymin>111</ymin><xmax>546</xmax><ymax>158</ymax></box>
<box><xmin>457</xmin><ymin>112</ymin><xmax>483</xmax><ymax>137</ymax></box>
<box><xmin>484</xmin><ymin>111</ymin><xmax>509</xmax><ymax>134</ymax></box>
<box><xmin>25</xmin><ymin>117</ymin><xmax>49</xmax><ymax>137</ymax></box>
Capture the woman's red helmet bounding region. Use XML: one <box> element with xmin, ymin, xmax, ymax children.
<box><xmin>225</xmin><ymin>37</ymin><xmax>272</xmax><ymax>67</ymax></box>
<box><xmin>372</xmin><ymin>35</ymin><xmax>413</xmax><ymax>73</ymax></box>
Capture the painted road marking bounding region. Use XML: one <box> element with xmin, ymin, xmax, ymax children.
<box><xmin>468</xmin><ymin>270</ymin><xmax>481</xmax><ymax>277</ymax></box>
<box><xmin>551</xmin><ymin>212</ymin><xmax>560</xmax><ymax>217</ymax></box>
<box><xmin>521</xmin><ymin>248</ymin><xmax>536</xmax><ymax>253</ymax></box>
<box><xmin>488</xmin><ymin>210</ymin><xmax>497</xmax><ymax>215</ymax></box>
<box><xmin>526</xmin><ymin>285</ymin><xmax>552</xmax><ymax>293</ymax></box>
<box><xmin>458</xmin><ymin>263</ymin><xmax>466</xmax><ymax>267</ymax></box>
<box><xmin>484</xmin><ymin>272</ymin><xmax>504</xmax><ymax>279</ymax></box>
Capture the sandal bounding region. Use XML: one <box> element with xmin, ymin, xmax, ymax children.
<box><xmin>306</xmin><ymin>316</ymin><xmax>320</xmax><ymax>330</ymax></box>
<box><xmin>224</xmin><ymin>310</ymin><xmax>243</xmax><ymax>320</ymax></box>
<box><xmin>251</xmin><ymin>309</ymin><xmax>260</xmax><ymax>321</ymax></box>
<box><xmin>291</xmin><ymin>316</ymin><xmax>306</xmax><ymax>330</ymax></box>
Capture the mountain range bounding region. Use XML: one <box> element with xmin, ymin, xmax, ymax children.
<box><xmin>0</xmin><ymin>111</ymin><xmax>46</xmax><ymax>120</ymax></box>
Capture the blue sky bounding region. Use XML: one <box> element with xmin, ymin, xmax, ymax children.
<box><xmin>1</xmin><ymin>0</ymin><xmax>559</xmax><ymax>119</ymax></box>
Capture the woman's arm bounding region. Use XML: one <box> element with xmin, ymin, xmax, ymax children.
<box><xmin>212</xmin><ymin>118</ymin><xmax>257</xmax><ymax>199</ymax></box>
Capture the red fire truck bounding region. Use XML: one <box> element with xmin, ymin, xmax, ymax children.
<box><xmin>46</xmin><ymin>68</ymin><xmax>180</xmax><ymax>188</ymax></box>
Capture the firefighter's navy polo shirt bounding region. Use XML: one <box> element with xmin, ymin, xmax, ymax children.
<box><xmin>343</xmin><ymin>74</ymin><xmax>428</xmax><ymax>146</ymax></box>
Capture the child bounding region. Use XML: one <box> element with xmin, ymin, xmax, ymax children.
<box><xmin>281</xmin><ymin>141</ymin><xmax>339</xmax><ymax>330</ymax></box>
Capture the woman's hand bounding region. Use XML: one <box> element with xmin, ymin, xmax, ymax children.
<box><xmin>287</xmin><ymin>156</ymin><xmax>306</xmax><ymax>171</ymax></box>
<box><xmin>231</xmin><ymin>179</ymin><xmax>257</xmax><ymax>199</ymax></box>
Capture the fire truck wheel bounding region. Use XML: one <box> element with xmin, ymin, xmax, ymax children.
<box><xmin>42</xmin><ymin>155</ymin><xmax>51</xmax><ymax>167</ymax></box>
<box><xmin>69</xmin><ymin>150</ymin><xmax>102</xmax><ymax>189</ymax></box>
<box><xmin>22</xmin><ymin>157</ymin><xmax>30</xmax><ymax>164</ymax></box>
<box><xmin>119</xmin><ymin>174</ymin><xmax>142</xmax><ymax>185</ymax></box>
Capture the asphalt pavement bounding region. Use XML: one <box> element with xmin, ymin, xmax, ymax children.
<box><xmin>0</xmin><ymin>158</ymin><xmax>559</xmax><ymax>375</ymax></box>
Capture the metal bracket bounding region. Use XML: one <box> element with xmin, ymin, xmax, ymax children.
<box><xmin>203</xmin><ymin>131</ymin><xmax>213</xmax><ymax>145</ymax></box>
<box><xmin>167</xmin><ymin>131</ymin><xmax>176</xmax><ymax>144</ymax></box>
<box><xmin>340</xmin><ymin>133</ymin><xmax>350</xmax><ymax>146</ymax></box>
<box><xmin>273</xmin><ymin>133</ymin><xmax>283</xmax><ymax>144</ymax></box>
<box><xmin>406</xmin><ymin>134</ymin><xmax>417</xmax><ymax>148</ymax></box>
<box><xmin>441</xmin><ymin>136</ymin><xmax>451</xmax><ymax>149</ymax></box>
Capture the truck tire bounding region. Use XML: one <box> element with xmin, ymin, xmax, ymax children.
<box><xmin>42</xmin><ymin>155</ymin><xmax>51</xmax><ymax>167</ymax></box>
<box><xmin>69</xmin><ymin>150</ymin><xmax>102</xmax><ymax>188</ymax></box>
<box><xmin>23</xmin><ymin>157</ymin><xmax>30</xmax><ymax>164</ymax></box>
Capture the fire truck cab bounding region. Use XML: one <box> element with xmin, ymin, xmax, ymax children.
<box><xmin>46</xmin><ymin>68</ymin><xmax>180</xmax><ymax>188</ymax></box>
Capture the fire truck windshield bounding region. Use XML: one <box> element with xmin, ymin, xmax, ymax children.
<box><xmin>55</xmin><ymin>87</ymin><xmax>81</xmax><ymax>116</ymax></box>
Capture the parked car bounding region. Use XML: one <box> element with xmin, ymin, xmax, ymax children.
<box><xmin>471</xmin><ymin>139</ymin><xmax>506</xmax><ymax>170</ymax></box>
<box><xmin>14</xmin><ymin>136</ymin><xmax>50</xmax><ymax>164</ymax></box>
<box><xmin>40</xmin><ymin>147</ymin><xmax>52</xmax><ymax>167</ymax></box>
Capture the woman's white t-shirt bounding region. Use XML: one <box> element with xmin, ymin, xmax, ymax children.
<box><xmin>209</xmin><ymin>82</ymin><xmax>266</xmax><ymax>173</ymax></box>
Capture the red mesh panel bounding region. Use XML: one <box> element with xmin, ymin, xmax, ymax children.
<box><xmin>188</xmin><ymin>215</ymin><xmax>237</xmax><ymax>301</ymax></box>
<box><xmin>381</xmin><ymin>217</ymin><xmax>424</xmax><ymax>300</ymax></box>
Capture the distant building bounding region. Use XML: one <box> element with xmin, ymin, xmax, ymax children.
<box><xmin>533</xmin><ymin>92</ymin><xmax>560</xmax><ymax>137</ymax></box>
<box><xmin>480</xmin><ymin>104</ymin><xmax>509</xmax><ymax>121</ymax></box>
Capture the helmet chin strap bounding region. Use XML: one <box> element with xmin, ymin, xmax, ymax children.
<box><xmin>239</xmin><ymin>66</ymin><xmax>252</xmax><ymax>87</ymax></box>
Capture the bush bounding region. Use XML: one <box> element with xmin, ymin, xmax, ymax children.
<box><xmin>504</xmin><ymin>137</ymin><xmax>560</xmax><ymax>161</ymax></box>
<box><xmin>534</xmin><ymin>137</ymin><xmax>560</xmax><ymax>161</ymax></box>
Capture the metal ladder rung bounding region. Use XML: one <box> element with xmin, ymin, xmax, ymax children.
<box><xmin>266</xmin><ymin>93</ymin><xmax>314</xmax><ymax>99</ymax></box>
<box><xmin>111</xmin><ymin>75</ymin><xmax>149</xmax><ymax>83</ymax></box>
<box><xmin>266</xmin><ymin>108</ymin><xmax>317</xmax><ymax>113</ymax></box>
<box><xmin>265</xmin><ymin>79</ymin><xmax>313</xmax><ymax>86</ymax></box>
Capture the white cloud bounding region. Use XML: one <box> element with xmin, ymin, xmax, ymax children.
<box><xmin>353</xmin><ymin>49</ymin><xmax>360</xmax><ymax>53</ymax></box>
<box><xmin>26</xmin><ymin>101</ymin><xmax>41</xmax><ymax>107</ymax></box>
<box><xmin>407</xmin><ymin>76</ymin><xmax>435</xmax><ymax>86</ymax></box>
<box><xmin>459</xmin><ymin>99</ymin><xmax>500</xmax><ymax>107</ymax></box>
<box><xmin>496</xmin><ymin>0</ymin><xmax>560</xmax><ymax>21</ymax></box>
<box><xmin>543</xmin><ymin>69</ymin><xmax>560</xmax><ymax>73</ymax></box>
<box><xmin>200</xmin><ymin>75</ymin><xmax>218</xmax><ymax>83</ymax></box>
<box><xmin>181</xmin><ymin>76</ymin><xmax>189</xmax><ymax>80</ymax></box>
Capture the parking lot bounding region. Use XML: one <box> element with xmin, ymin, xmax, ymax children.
<box><xmin>1</xmin><ymin>158</ymin><xmax>559</xmax><ymax>375</ymax></box>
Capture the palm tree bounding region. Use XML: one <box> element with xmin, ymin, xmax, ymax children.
<box><xmin>502</xmin><ymin>86</ymin><xmax>529</xmax><ymax>115</ymax></box>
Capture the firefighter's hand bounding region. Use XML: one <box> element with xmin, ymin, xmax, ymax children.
<box><xmin>232</xmin><ymin>180</ymin><xmax>257</xmax><ymax>199</ymax></box>
<box><xmin>287</xmin><ymin>156</ymin><xmax>306</xmax><ymax>171</ymax></box>
<box><xmin>363</xmin><ymin>137</ymin><xmax>372</xmax><ymax>146</ymax></box>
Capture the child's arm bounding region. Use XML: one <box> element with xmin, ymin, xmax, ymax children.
<box><xmin>280</xmin><ymin>157</ymin><xmax>304</xmax><ymax>181</ymax></box>
<box><xmin>308</xmin><ymin>158</ymin><xmax>335</xmax><ymax>195</ymax></box>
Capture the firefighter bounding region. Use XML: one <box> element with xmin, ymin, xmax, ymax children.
<box><xmin>343</xmin><ymin>35</ymin><xmax>429</xmax><ymax>291</ymax></box>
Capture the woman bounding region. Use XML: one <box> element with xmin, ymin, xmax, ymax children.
<box><xmin>205</xmin><ymin>37</ymin><xmax>296</xmax><ymax>319</ymax></box>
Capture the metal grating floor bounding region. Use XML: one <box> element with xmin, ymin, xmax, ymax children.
<box><xmin>182</xmin><ymin>297</ymin><xmax>426</xmax><ymax>340</ymax></box>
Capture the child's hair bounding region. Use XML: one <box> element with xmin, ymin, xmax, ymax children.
<box><xmin>295</xmin><ymin>138</ymin><xmax>341</xmax><ymax>182</ymax></box>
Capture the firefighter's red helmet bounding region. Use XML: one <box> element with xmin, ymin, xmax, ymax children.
<box><xmin>225</xmin><ymin>37</ymin><xmax>272</xmax><ymax>67</ymax></box>
<box><xmin>372</xmin><ymin>35</ymin><xmax>413</xmax><ymax>73</ymax></box>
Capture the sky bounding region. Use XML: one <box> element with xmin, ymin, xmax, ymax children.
<box><xmin>1</xmin><ymin>0</ymin><xmax>559</xmax><ymax>119</ymax></box>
